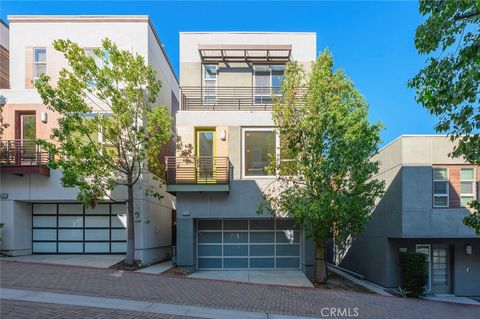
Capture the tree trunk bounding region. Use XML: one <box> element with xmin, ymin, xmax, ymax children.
<box><xmin>125</xmin><ymin>182</ymin><xmax>135</xmax><ymax>266</ymax></box>
<box><xmin>315</xmin><ymin>240</ymin><xmax>327</xmax><ymax>284</ymax></box>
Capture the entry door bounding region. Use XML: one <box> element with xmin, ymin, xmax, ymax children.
<box><xmin>15</xmin><ymin>111</ymin><xmax>36</xmax><ymax>161</ymax></box>
<box><xmin>432</xmin><ymin>246</ymin><xmax>451</xmax><ymax>294</ymax></box>
<box><xmin>196</xmin><ymin>129</ymin><xmax>215</xmax><ymax>182</ymax></box>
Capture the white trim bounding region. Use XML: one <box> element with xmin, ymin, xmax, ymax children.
<box><xmin>33</xmin><ymin>47</ymin><xmax>47</xmax><ymax>81</ymax></box>
<box><xmin>460</xmin><ymin>167</ymin><xmax>476</xmax><ymax>207</ymax></box>
<box><xmin>241</xmin><ymin>127</ymin><xmax>278</xmax><ymax>179</ymax></box>
<box><xmin>433</xmin><ymin>167</ymin><xmax>449</xmax><ymax>208</ymax></box>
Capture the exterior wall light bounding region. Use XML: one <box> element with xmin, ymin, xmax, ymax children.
<box><xmin>220</xmin><ymin>129</ymin><xmax>227</xmax><ymax>141</ymax></box>
<box><xmin>40</xmin><ymin>112</ymin><xmax>48</xmax><ymax>123</ymax></box>
<box><xmin>465</xmin><ymin>244</ymin><xmax>472</xmax><ymax>255</ymax></box>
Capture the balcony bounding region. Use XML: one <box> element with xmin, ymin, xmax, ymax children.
<box><xmin>180</xmin><ymin>86</ymin><xmax>304</xmax><ymax>111</ymax></box>
<box><xmin>0</xmin><ymin>139</ymin><xmax>50</xmax><ymax>176</ymax></box>
<box><xmin>165</xmin><ymin>156</ymin><xmax>231</xmax><ymax>193</ymax></box>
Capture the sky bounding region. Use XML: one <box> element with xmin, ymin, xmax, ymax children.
<box><xmin>0</xmin><ymin>0</ymin><xmax>439</xmax><ymax>146</ymax></box>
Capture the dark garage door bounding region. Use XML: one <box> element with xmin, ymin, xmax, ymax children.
<box><xmin>197</xmin><ymin>219</ymin><xmax>301</xmax><ymax>269</ymax></box>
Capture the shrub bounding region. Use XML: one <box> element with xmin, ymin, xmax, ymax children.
<box><xmin>399</xmin><ymin>251</ymin><xmax>428</xmax><ymax>297</ymax></box>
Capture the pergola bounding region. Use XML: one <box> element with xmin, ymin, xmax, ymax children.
<box><xmin>198</xmin><ymin>44</ymin><xmax>292</xmax><ymax>63</ymax></box>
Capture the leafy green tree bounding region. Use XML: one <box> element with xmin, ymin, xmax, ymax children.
<box><xmin>409</xmin><ymin>0</ymin><xmax>480</xmax><ymax>234</ymax></box>
<box><xmin>34</xmin><ymin>39</ymin><xmax>172</xmax><ymax>265</ymax></box>
<box><xmin>260</xmin><ymin>50</ymin><xmax>384</xmax><ymax>283</ymax></box>
<box><xmin>0</xmin><ymin>95</ymin><xmax>8</xmax><ymax>138</ymax></box>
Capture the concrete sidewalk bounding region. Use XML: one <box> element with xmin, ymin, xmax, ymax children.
<box><xmin>0</xmin><ymin>254</ymin><xmax>123</xmax><ymax>268</ymax></box>
<box><xmin>188</xmin><ymin>270</ymin><xmax>314</xmax><ymax>287</ymax></box>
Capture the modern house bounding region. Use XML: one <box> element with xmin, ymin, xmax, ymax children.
<box><xmin>170</xmin><ymin>32</ymin><xmax>318</xmax><ymax>275</ymax></box>
<box><xmin>334</xmin><ymin>135</ymin><xmax>480</xmax><ymax>296</ymax></box>
<box><xmin>0</xmin><ymin>15</ymin><xmax>178</xmax><ymax>264</ymax></box>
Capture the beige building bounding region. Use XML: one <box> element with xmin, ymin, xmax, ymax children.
<box><xmin>170</xmin><ymin>32</ymin><xmax>318</xmax><ymax>274</ymax></box>
<box><xmin>0</xmin><ymin>16</ymin><xmax>178</xmax><ymax>264</ymax></box>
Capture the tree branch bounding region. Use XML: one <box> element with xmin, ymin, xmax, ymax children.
<box><xmin>453</xmin><ymin>10</ymin><xmax>480</xmax><ymax>21</ymax></box>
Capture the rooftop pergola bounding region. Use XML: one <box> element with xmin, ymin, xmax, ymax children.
<box><xmin>198</xmin><ymin>44</ymin><xmax>292</xmax><ymax>63</ymax></box>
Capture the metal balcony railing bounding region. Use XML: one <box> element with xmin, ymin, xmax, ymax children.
<box><xmin>0</xmin><ymin>139</ymin><xmax>50</xmax><ymax>167</ymax></box>
<box><xmin>180</xmin><ymin>86</ymin><xmax>305</xmax><ymax>111</ymax></box>
<box><xmin>165</xmin><ymin>156</ymin><xmax>230</xmax><ymax>185</ymax></box>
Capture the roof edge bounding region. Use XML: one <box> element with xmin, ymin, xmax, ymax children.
<box><xmin>8</xmin><ymin>15</ymin><xmax>150</xmax><ymax>23</ymax></box>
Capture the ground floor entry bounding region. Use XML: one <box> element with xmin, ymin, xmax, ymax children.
<box><xmin>32</xmin><ymin>203</ymin><xmax>127</xmax><ymax>254</ymax></box>
<box><xmin>197</xmin><ymin>219</ymin><xmax>301</xmax><ymax>270</ymax></box>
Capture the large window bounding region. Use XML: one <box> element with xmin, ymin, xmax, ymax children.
<box><xmin>460</xmin><ymin>168</ymin><xmax>475</xmax><ymax>207</ymax></box>
<box><xmin>203</xmin><ymin>64</ymin><xmax>217</xmax><ymax>104</ymax></box>
<box><xmin>33</xmin><ymin>48</ymin><xmax>46</xmax><ymax>81</ymax></box>
<box><xmin>433</xmin><ymin>168</ymin><xmax>449</xmax><ymax>208</ymax></box>
<box><xmin>243</xmin><ymin>129</ymin><xmax>277</xmax><ymax>177</ymax></box>
<box><xmin>253</xmin><ymin>65</ymin><xmax>285</xmax><ymax>103</ymax></box>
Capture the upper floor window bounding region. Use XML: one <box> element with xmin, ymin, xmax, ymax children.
<box><xmin>33</xmin><ymin>48</ymin><xmax>46</xmax><ymax>81</ymax></box>
<box><xmin>253</xmin><ymin>65</ymin><xmax>285</xmax><ymax>103</ymax></box>
<box><xmin>85</xmin><ymin>48</ymin><xmax>110</xmax><ymax>88</ymax></box>
<box><xmin>433</xmin><ymin>168</ymin><xmax>449</xmax><ymax>208</ymax></box>
<box><xmin>460</xmin><ymin>168</ymin><xmax>475</xmax><ymax>207</ymax></box>
<box><xmin>203</xmin><ymin>64</ymin><xmax>217</xmax><ymax>104</ymax></box>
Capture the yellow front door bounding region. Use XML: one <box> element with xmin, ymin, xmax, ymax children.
<box><xmin>196</xmin><ymin>129</ymin><xmax>216</xmax><ymax>183</ymax></box>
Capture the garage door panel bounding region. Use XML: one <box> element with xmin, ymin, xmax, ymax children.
<box><xmin>198</xmin><ymin>232</ymin><xmax>221</xmax><ymax>243</ymax></box>
<box><xmin>33</xmin><ymin>242</ymin><xmax>56</xmax><ymax>253</ymax></box>
<box><xmin>250</xmin><ymin>258</ymin><xmax>274</xmax><ymax>268</ymax></box>
<box><xmin>276</xmin><ymin>244</ymin><xmax>300</xmax><ymax>256</ymax></box>
<box><xmin>58</xmin><ymin>229</ymin><xmax>83</xmax><ymax>241</ymax></box>
<box><xmin>198</xmin><ymin>245</ymin><xmax>222</xmax><ymax>256</ymax></box>
<box><xmin>85</xmin><ymin>242</ymin><xmax>109</xmax><ymax>253</ymax></box>
<box><xmin>223</xmin><ymin>220</ymin><xmax>248</xmax><ymax>230</ymax></box>
<box><xmin>59</xmin><ymin>204</ymin><xmax>83</xmax><ymax>215</ymax></box>
<box><xmin>276</xmin><ymin>257</ymin><xmax>300</xmax><ymax>268</ymax></box>
<box><xmin>33</xmin><ymin>216</ymin><xmax>56</xmax><ymax>227</ymax></box>
<box><xmin>58</xmin><ymin>216</ymin><xmax>83</xmax><ymax>228</ymax></box>
<box><xmin>223</xmin><ymin>232</ymin><xmax>248</xmax><ymax>243</ymax></box>
<box><xmin>33</xmin><ymin>204</ymin><xmax>56</xmax><ymax>214</ymax></box>
<box><xmin>111</xmin><ymin>242</ymin><xmax>127</xmax><ymax>253</ymax></box>
<box><xmin>33</xmin><ymin>229</ymin><xmax>56</xmax><ymax>241</ymax></box>
<box><xmin>224</xmin><ymin>258</ymin><xmax>248</xmax><ymax>268</ymax></box>
<box><xmin>111</xmin><ymin>229</ymin><xmax>127</xmax><ymax>241</ymax></box>
<box><xmin>58</xmin><ymin>242</ymin><xmax>83</xmax><ymax>253</ymax></box>
<box><xmin>198</xmin><ymin>258</ymin><xmax>222</xmax><ymax>268</ymax></box>
<box><xmin>250</xmin><ymin>232</ymin><xmax>274</xmax><ymax>243</ymax></box>
<box><xmin>85</xmin><ymin>216</ymin><xmax>109</xmax><ymax>228</ymax></box>
<box><xmin>224</xmin><ymin>244</ymin><xmax>248</xmax><ymax>256</ymax></box>
<box><xmin>85</xmin><ymin>229</ymin><xmax>109</xmax><ymax>241</ymax></box>
<box><xmin>276</xmin><ymin>231</ymin><xmax>300</xmax><ymax>243</ymax></box>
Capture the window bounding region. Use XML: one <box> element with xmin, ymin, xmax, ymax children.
<box><xmin>33</xmin><ymin>48</ymin><xmax>46</xmax><ymax>81</ymax></box>
<box><xmin>243</xmin><ymin>129</ymin><xmax>277</xmax><ymax>177</ymax></box>
<box><xmin>433</xmin><ymin>168</ymin><xmax>449</xmax><ymax>207</ymax></box>
<box><xmin>85</xmin><ymin>48</ymin><xmax>109</xmax><ymax>88</ymax></box>
<box><xmin>203</xmin><ymin>64</ymin><xmax>217</xmax><ymax>104</ymax></box>
<box><xmin>254</xmin><ymin>65</ymin><xmax>285</xmax><ymax>103</ymax></box>
<box><xmin>460</xmin><ymin>168</ymin><xmax>475</xmax><ymax>207</ymax></box>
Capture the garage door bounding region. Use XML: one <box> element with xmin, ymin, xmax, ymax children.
<box><xmin>32</xmin><ymin>203</ymin><xmax>127</xmax><ymax>254</ymax></box>
<box><xmin>197</xmin><ymin>219</ymin><xmax>300</xmax><ymax>269</ymax></box>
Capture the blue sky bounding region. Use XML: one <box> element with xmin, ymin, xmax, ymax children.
<box><xmin>0</xmin><ymin>0</ymin><xmax>438</xmax><ymax>146</ymax></box>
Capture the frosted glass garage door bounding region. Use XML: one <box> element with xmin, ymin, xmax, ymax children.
<box><xmin>32</xmin><ymin>203</ymin><xmax>127</xmax><ymax>254</ymax></box>
<box><xmin>197</xmin><ymin>219</ymin><xmax>300</xmax><ymax>269</ymax></box>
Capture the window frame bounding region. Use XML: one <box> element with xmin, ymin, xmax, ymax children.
<box><xmin>253</xmin><ymin>64</ymin><xmax>285</xmax><ymax>104</ymax></box>
<box><xmin>33</xmin><ymin>47</ymin><xmax>47</xmax><ymax>82</ymax></box>
<box><xmin>433</xmin><ymin>167</ymin><xmax>449</xmax><ymax>208</ymax></box>
<box><xmin>202</xmin><ymin>64</ymin><xmax>217</xmax><ymax>105</ymax></box>
<box><xmin>460</xmin><ymin>167</ymin><xmax>476</xmax><ymax>207</ymax></box>
<box><xmin>241</xmin><ymin>127</ymin><xmax>280</xmax><ymax>179</ymax></box>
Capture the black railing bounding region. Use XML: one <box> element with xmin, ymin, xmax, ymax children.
<box><xmin>0</xmin><ymin>139</ymin><xmax>50</xmax><ymax>167</ymax></box>
<box><xmin>180</xmin><ymin>86</ymin><xmax>305</xmax><ymax>111</ymax></box>
<box><xmin>165</xmin><ymin>156</ymin><xmax>230</xmax><ymax>185</ymax></box>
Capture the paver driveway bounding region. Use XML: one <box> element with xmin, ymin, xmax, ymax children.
<box><xmin>0</xmin><ymin>260</ymin><xmax>478</xmax><ymax>319</ymax></box>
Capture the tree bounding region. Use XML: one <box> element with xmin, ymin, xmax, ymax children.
<box><xmin>409</xmin><ymin>0</ymin><xmax>480</xmax><ymax>234</ymax></box>
<box><xmin>260</xmin><ymin>50</ymin><xmax>384</xmax><ymax>283</ymax></box>
<box><xmin>34</xmin><ymin>38</ymin><xmax>172</xmax><ymax>265</ymax></box>
<box><xmin>0</xmin><ymin>95</ymin><xmax>7</xmax><ymax>138</ymax></box>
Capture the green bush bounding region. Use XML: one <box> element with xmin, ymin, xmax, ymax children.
<box><xmin>399</xmin><ymin>251</ymin><xmax>428</xmax><ymax>297</ymax></box>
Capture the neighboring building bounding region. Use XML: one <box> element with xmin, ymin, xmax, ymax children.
<box><xmin>0</xmin><ymin>19</ymin><xmax>9</xmax><ymax>89</ymax></box>
<box><xmin>0</xmin><ymin>15</ymin><xmax>178</xmax><ymax>264</ymax></box>
<box><xmin>334</xmin><ymin>135</ymin><xmax>480</xmax><ymax>296</ymax></box>
<box><xmin>170</xmin><ymin>32</ymin><xmax>317</xmax><ymax>275</ymax></box>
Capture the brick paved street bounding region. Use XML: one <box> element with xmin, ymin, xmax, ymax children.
<box><xmin>0</xmin><ymin>300</ymin><xmax>199</xmax><ymax>319</ymax></box>
<box><xmin>1</xmin><ymin>260</ymin><xmax>479</xmax><ymax>319</ymax></box>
